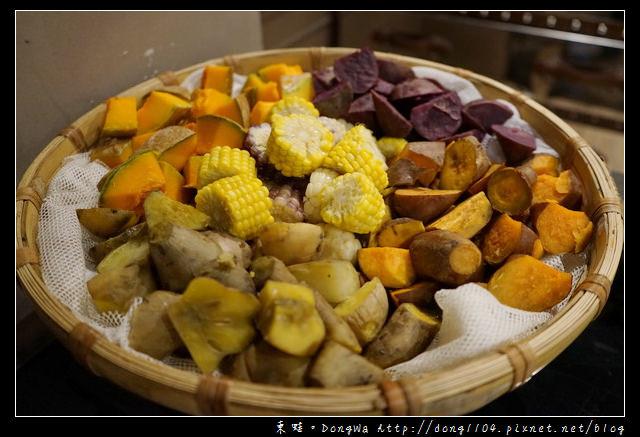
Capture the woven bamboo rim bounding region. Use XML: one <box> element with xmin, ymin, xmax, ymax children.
<box><xmin>16</xmin><ymin>47</ymin><xmax>623</xmax><ymax>416</ymax></box>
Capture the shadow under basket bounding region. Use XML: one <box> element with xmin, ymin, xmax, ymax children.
<box><xmin>16</xmin><ymin>47</ymin><xmax>623</xmax><ymax>416</ymax></box>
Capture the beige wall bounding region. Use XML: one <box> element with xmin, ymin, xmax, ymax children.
<box><xmin>16</xmin><ymin>10</ymin><xmax>263</xmax><ymax>183</ymax></box>
<box><xmin>15</xmin><ymin>11</ymin><xmax>263</xmax><ymax>361</ymax></box>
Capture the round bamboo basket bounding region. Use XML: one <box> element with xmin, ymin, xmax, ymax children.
<box><xmin>16</xmin><ymin>47</ymin><xmax>623</xmax><ymax>416</ymax></box>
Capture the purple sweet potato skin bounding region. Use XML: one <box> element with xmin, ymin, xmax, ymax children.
<box><xmin>462</xmin><ymin>99</ymin><xmax>514</xmax><ymax>132</ymax></box>
<box><xmin>333</xmin><ymin>47</ymin><xmax>379</xmax><ymax>94</ymax></box>
<box><xmin>371</xmin><ymin>90</ymin><xmax>413</xmax><ymax>138</ymax></box>
<box><xmin>376</xmin><ymin>58</ymin><xmax>416</xmax><ymax>84</ymax></box>
<box><xmin>313</xmin><ymin>81</ymin><xmax>354</xmax><ymax>119</ymax></box>
<box><xmin>410</xmin><ymin>91</ymin><xmax>463</xmax><ymax>141</ymax></box>
<box><xmin>312</xmin><ymin>66</ymin><xmax>338</xmax><ymax>93</ymax></box>
<box><xmin>491</xmin><ymin>124</ymin><xmax>537</xmax><ymax>165</ymax></box>
<box><xmin>343</xmin><ymin>92</ymin><xmax>378</xmax><ymax>132</ymax></box>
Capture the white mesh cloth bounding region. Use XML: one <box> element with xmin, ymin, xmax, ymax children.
<box><xmin>36</xmin><ymin>64</ymin><xmax>587</xmax><ymax>379</ymax></box>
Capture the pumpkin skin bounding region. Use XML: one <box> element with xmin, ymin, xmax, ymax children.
<box><xmin>102</xmin><ymin>96</ymin><xmax>138</xmax><ymax>137</ymax></box>
<box><xmin>136</xmin><ymin>91</ymin><xmax>191</xmax><ymax>134</ymax></box>
<box><xmin>99</xmin><ymin>150</ymin><xmax>166</xmax><ymax>214</ymax></box>
<box><xmin>195</xmin><ymin>114</ymin><xmax>246</xmax><ymax>154</ymax></box>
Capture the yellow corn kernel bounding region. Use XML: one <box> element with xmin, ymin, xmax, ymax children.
<box><xmin>197</xmin><ymin>145</ymin><xmax>257</xmax><ymax>189</ymax></box>
<box><xmin>322</xmin><ymin>124</ymin><xmax>388</xmax><ymax>191</ymax></box>
<box><xmin>266</xmin><ymin>113</ymin><xmax>334</xmax><ymax>177</ymax></box>
<box><xmin>319</xmin><ymin>172</ymin><xmax>387</xmax><ymax>234</ymax></box>
<box><xmin>269</xmin><ymin>95</ymin><xmax>319</xmax><ymax>123</ymax></box>
<box><xmin>195</xmin><ymin>173</ymin><xmax>274</xmax><ymax>240</ymax></box>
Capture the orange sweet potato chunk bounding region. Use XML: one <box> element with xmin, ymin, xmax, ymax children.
<box><xmin>488</xmin><ymin>255</ymin><xmax>573</xmax><ymax>312</ymax></box>
<box><xmin>357</xmin><ymin>247</ymin><xmax>416</xmax><ymax>289</ymax></box>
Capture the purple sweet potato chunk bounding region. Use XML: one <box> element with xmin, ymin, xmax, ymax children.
<box><xmin>376</xmin><ymin>58</ymin><xmax>416</xmax><ymax>84</ymax></box>
<box><xmin>462</xmin><ymin>99</ymin><xmax>514</xmax><ymax>132</ymax></box>
<box><xmin>312</xmin><ymin>66</ymin><xmax>337</xmax><ymax>93</ymax></box>
<box><xmin>333</xmin><ymin>47</ymin><xmax>379</xmax><ymax>94</ymax></box>
<box><xmin>410</xmin><ymin>91</ymin><xmax>463</xmax><ymax>141</ymax></box>
<box><xmin>313</xmin><ymin>81</ymin><xmax>354</xmax><ymax>119</ymax></box>
<box><xmin>438</xmin><ymin>129</ymin><xmax>486</xmax><ymax>144</ymax></box>
<box><xmin>343</xmin><ymin>92</ymin><xmax>378</xmax><ymax>132</ymax></box>
<box><xmin>371</xmin><ymin>90</ymin><xmax>413</xmax><ymax>138</ymax></box>
<box><xmin>491</xmin><ymin>124</ymin><xmax>537</xmax><ymax>165</ymax></box>
<box><xmin>373</xmin><ymin>78</ymin><xmax>395</xmax><ymax>96</ymax></box>
<box><xmin>390</xmin><ymin>77</ymin><xmax>444</xmax><ymax>103</ymax></box>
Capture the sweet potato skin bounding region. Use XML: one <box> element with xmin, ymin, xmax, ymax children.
<box><xmin>409</xmin><ymin>229</ymin><xmax>483</xmax><ymax>286</ymax></box>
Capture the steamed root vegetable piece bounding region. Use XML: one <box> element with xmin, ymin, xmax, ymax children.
<box><xmin>461</xmin><ymin>99</ymin><xmax>513</xmax><ymax>132</ymax></box>
<box><xmin>312</xmin><ymin>81</ymin><xmax>354</xmax><ymax>119</ymax></box>
<box><xmin>364</xmin><ymin>303</ymin><xmax>441</xmax><ymax>368</ymax></box>
<box><xmin>376</xmin><ymin>218</ymin><xmax>425</xmax><ymax>249</ymax></box>
<box><xmin>357</xmin><ymin>247</ymin><xmax>416</xmax><ymax>289</ymax></box>
<box><xmin>343</xmin><ymin>92</ymin><xmax>378</xmax><ymax>132</ymax></box>
<box><xmin>466</xmin><ymin>162</ymin><xmax>505</xmax><ymax>195</ymax></box>
<box><xmin>371</xmin><ymin>90</ymin><xmax>413</xmax><ymax>138</ymax></box>
<box><xmin>486</xmin><ymin>165</ymin><xmax>537</xmax><ymax>216</ymax></box>
<box><xmin>425</xmin><ymin>191</ymin><xmax>493</xmax><ymax>239</ymax></box>
<box><xmin>76</xmin><ymin>207</ymin><xmax>138</xmax><ymax>240</ymax></box>
<box><xmin>390</xmin><ymin>77</ymin><xmax>444</xmax><ymax>109</ymax></box>
<box><xmin>257</xmin><ymin>280</ymin><xmax>326</xmax><ymax>357</ymax></box>
<box><xmin>523</xmin><ymin>153</ymin><xmax>561</xmax><ymax>177</ymax></box>
<box><xmin>389</xmin><ymin>140</ymin><xmax>445</xmax><ymax>187</ymax></box>
<box><xmin>149</xmin><ymin>222</ymin><xmax>255</xmax><ymax>294</ymax></box>
<box><xmin>168</xmin><ymin>277</ymin><xmax>260</xmax><ymax>374</ymax></box>
<box><xmin>487</xmin><ymin>255</ymin><xmax>573</xmax><ymax>312</ymax></box>
<box><xmin>128</xmin><ymin>290</ymin><xmax>183</xmax><ymax>360</ymax></box>
<box><xmin>287</xmin><ymin>260</ymin><xmax>361</xmax><ymax>306</ymax></box>
<box><xmin>392</xmin><ymin>187</ymin><xmax>462</xmax><ymax>223</ymax></box>
<box><xmin>410</xmin><ymin>91</ymin><xmax>463</xmax><ymax>141</ymax></box>
<box><xmin>439</xmin><ymin>135</ymin><xmax>491</xmax><ymax>191</ymax></box>
<box><xmin>256</xmin><ymin>222</ymin><xmax>324</xmax><ymax>266</ymax></box>
<box><xmin>334</xmin><ymin>277</ymin><xmax>389</xmax><ymax>346</ymax></box>
<box><xmin>89</xmin><ymin>223</ymin><xmax>148</xmax><ymax>264</ymax></box>
<box><xmin>227</xmin><ymin>340</ymin><xmax>312</xmax><ymax>387</ymax></box>
<box><xmin>491</xmin><ymin>124</ymin><xmax>537</xmax><ymax>165</ymax></box>
<box><xmin>376</xmin><ymin>58</ymin><xmax>416</xmax><ymax>84</ymax></box>
<box><xmin>531</xmin><ymin>169</ymin><xmax>583</xmax><ymax>209</ymax></box>
<box><xmin>532</xmin><ymin>202</ymin><xmax>594</xmax><ymax>254</ymax></box>
<box><xmin>307</xmin><ymin>340</ymin><xmax>386</xmax><ymax>388</ymax></box>
<box><xmin>142</xmin><ymin>190</ymin><xmax>210</xmax><ymax>233</ymax></box>
<box><xmin>87</xmin><ymin>264</ymin><xmax>156</xmax><ymax>313</ymax></box>
<box><xmin>409</xmin><ymin>229</ymin><xmax>483</xmax><ymax>286</ymax></box>
<box><xmin>312</xmin><ymin>288</ymin><xmax>362</xmax><ymax>354</ymax></box>
<box><xmin>96</xmin><ymin>233</ymin><xmax>151</xmax><ymax>274</ymax></box>
<box><xmin>389</xmin><ymin>280</ymin><xmax>440</xmax><ymax>309</ymax></box>
<box><xmin>333</xmin><ymin>46</ymin><xmax>379</xmax><ymax>94</ymax></box>
<box><xmin>89</xmin><ymin>137</ymin><xmax>133</xmax><ymax>169</ymax></box>
<box><xmin>481</xmin><ymin>213</ymin><xmax>543</xmax><ymax>265</ymax></box>
<box><xmin>249</xmin><ymin>256</ymin><xmax>299</xmax><ymax>290</ymax></box>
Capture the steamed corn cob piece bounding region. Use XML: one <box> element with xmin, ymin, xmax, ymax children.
<box><xmin>269</xmin><ymin>95</ymin><xmax>319</xmax><ymax>122</ymax></box>
<box><xmin>322</xmin><ymin>124</ymin><xmax>388</xmax><ymax>191</ymax></box>
<box><xmin>319</xmin><ymin>172</ymin><xmax>387</xmax><ymax>234</ymax></box>
<box><xmin>303</xmin><ymin>167</ymin><xmax>340</xmax><ymax>223</ymax></box>
<box><xmin>197</xmin><ymin>146</ymin><xmax>257</xmax><ymax>189</ymax></box>
<box><xmin>268</xmin><ymin>182</ymin><xmax>305</xmax><ymax>223</ymax></box>
<box><xmin>195</xmin><ymin>173</ymin><xmax>274</xmax><ymax>240</ymax></box>
<box><xmin>266</xmin><ymin>113</ymin><xmax>334</xmax><ymax>178</ymax></box>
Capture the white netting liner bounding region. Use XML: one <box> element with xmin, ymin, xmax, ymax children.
<box><xmin>37</xmin><ymin>65</ymin><xmax>587</xmax><ymax>379</ymax></box>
